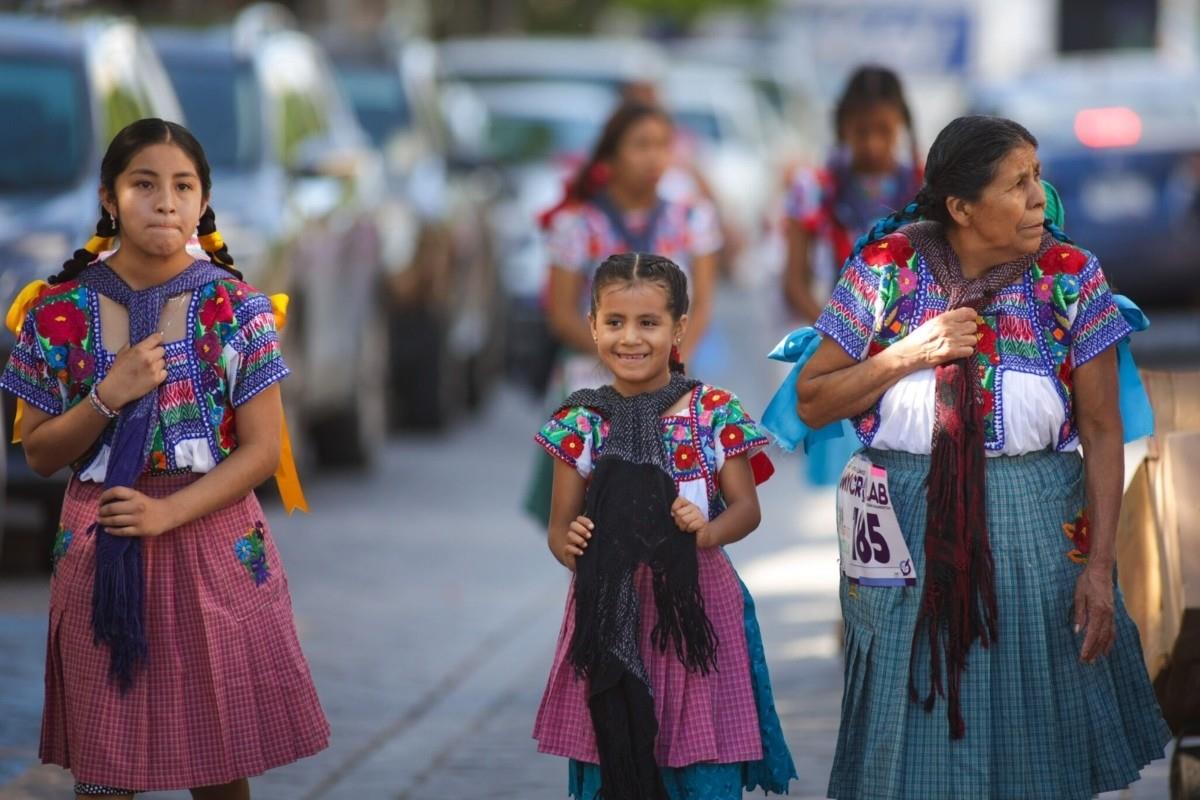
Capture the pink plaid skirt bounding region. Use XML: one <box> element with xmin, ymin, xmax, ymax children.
<box><xmin>41</xmin><ymin>474</ymin><xmax>330</xmax><ymax>790</ymax></box>
<box><xmin>533</xmin><ymin>548</ymin><xmax>762</xmax><ymax>767</ymax></box>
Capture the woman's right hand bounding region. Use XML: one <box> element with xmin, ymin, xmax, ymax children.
<box><xmin>891</xmin><ymin>307</ymin><xmax>979</xmax><ymax>369</ymax></box>
<box><xmin>96</xmin><ymin>332</ymin><xmax>167</xmax><ymax>410</ymax></box>
<box><xmin>558</xmin><ymin>515</ymin><xmax>594</xmax><ymax>571</ymax></box>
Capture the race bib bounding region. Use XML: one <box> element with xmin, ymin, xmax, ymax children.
<box><xmin>836</xmin><ymin>454</ymin><xmax>916</xmax><ymax>586</ymax></box>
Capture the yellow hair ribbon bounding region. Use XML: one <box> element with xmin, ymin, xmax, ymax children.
<box><xmin>269</xmin><ymin>293</ymin><xmax>289</xmax><ymax>331</ymax></box>
<box><xmin>6</xmin><ymin>279</ymin><xmax>50</xmax><ymax>335</ymax></box>
<box><xmin>198</xmin><ymin>230</ymin><xmax>226</xmax><ymax>253</ymax></box>
<box><xmin>275</xmin><ymin>410</ymin><xmax>308</xmax><ymax>514</ymax></box>
<box><xmin>11</xmin><ymin>400</ymin><xmax>25</xmax><ymax>444</ymax></box>
<box><xmin>84</xmin><ymin>235</ymin><xmax>115</xmax><ymax>255</ymax></box>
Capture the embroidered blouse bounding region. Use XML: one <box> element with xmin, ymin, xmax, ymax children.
<box><xmin>0</xmin><ymin>263</ymin><xmax>289</xmax><ymax>482</ymax></box>
<box><xmin>813</xmin><ymin>232</ymin><xmax>1131</xmax><ymax>455</ymax></box>
<box><xmin>544</xmin><ymin>196</ymin><xmax>722</xmax><ymax>317</ymax></box>
<box><xmin>536</xmin><ymin>385</ymin><xmax>767</xmax><ymax>518</ymax></box>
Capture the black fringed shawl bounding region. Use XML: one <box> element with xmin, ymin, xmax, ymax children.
<box><xmin>562</xmin><ymin>373</ymin><xmax>719</xmax><ymax>800</ymax></box>
<box><xmin>900</xmin><ymin>222</ymin><xmax>1054</xmax><ymax>739</ymax></box>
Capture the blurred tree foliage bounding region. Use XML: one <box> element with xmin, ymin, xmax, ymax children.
<box><xmin>431</xmin><ymin>0</ymin><xmax>773</xmax><ymax>36</ymax></box>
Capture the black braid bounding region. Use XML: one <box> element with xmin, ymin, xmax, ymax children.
<box><xmin>196</xmin><ymin>206</ymin><xmax>242</xmax><ymax>280</ymax></box>
<box><xmin>49</xmin><ymin>210</ymin><xmax>118</xmax><ymax>285</ymax></box>
<box><xmin>591</xmin><ymin>252</ymin><xmax>690</xmax><ymax>373</ymax></box>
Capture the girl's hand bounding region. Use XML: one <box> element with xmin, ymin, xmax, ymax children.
<box><xmin>1074</xmin><ymin>562</ymin><xmax>1116</xmax><ymax>663</ymax></box>
<box><xmin>97</xmin><ymin>333</ymin><xmax>168</xmax><ymax>410</ymax></box>
<box><xmin>559</xmin><ymin>515</ymin><xmax>594</xmax><ymax>571</ymax></box>
<box><xmin>890</xmin><ymin>307</ymin><xmax>979</xmax><ymax>369</ymax></box>
<box><xmin>671</xmin><ymin>496</ymin><xmax>711</xmax><ymax>547</ymax></box>
<box><xmin>98</xmin><ymin>487</ymin><xmax>176</xmax><ymax>538</ymax></box>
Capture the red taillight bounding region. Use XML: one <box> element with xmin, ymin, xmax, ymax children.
<box><xmin>1074</xmin><ymin>107</ymin><xmax>1142</xmax><ymax>149</ymax></box>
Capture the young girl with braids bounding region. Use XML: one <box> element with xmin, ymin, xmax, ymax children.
<box><xmin>532</xmin><ymin>253</ymin><xmax>795</xmax><ymax>800</ymax></box>
<box><xmin>1</xmin><ymin>118</ymin><xmax>328</xmax><ymax>799</ymax></box>
<box><xmin>774</xmin><ymin>65</ymin><xmax>923</xmax><ymax>487</ymax></box>
<box><xmin>524</xmin><ymin>101</ymin><xmax>723</xmax><ymax>525</ymax></box>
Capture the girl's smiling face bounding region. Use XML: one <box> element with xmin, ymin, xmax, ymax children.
<box><xmin>590</xmin><ymin>279</ymin><xmax>687</xmax><ymax>396</ymax></box>
<box><xmin>101</xmin><ymin>142</ymin><xmax>208</xmax><ymax>262</ymax></box>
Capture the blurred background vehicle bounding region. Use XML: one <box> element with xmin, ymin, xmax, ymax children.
<box><xmin>970</xmin><ymin>53</ymin><xmax>1200</xmax><ymax>366</ymax></box>
<box><xmin>330</xmin><ymin>35</ymin><xmax>504</xmax><ymax>428</ymax></box>
<box><xmin>470</xmin><ymin>79</ymin><xmax>616</xmax><ymax>393</ymax></box>
<box><xmin>153</xmin><ymin>3</ymin><xmax>392</xmax><ymax>468</ymax></box>
<box><xmin>0</xmin><ymin>12</ymin><xmax>183</xmax><ymax>570</ymax></box>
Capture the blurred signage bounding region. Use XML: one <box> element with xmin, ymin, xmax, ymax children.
<box><xmin>779</xmin><ymin>0</ymin><xmax>972</xmax><ymax>76</ymax></box>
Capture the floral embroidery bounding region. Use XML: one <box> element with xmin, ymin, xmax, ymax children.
<box><xmin>234</xmin><ymin>522</ymin><xmax>270</xmax><ymax>585</ymax></box>
<box><xmin>51</xmin><ymin>525</ymin><xmax>72</xmax><ymax>575</ymax></box>
<box><xmin>1063</xmin><ymin>510</ymin><xmax>1091</xmax><ymax>564</ymax></box>
<box><xmin>561</xmin><ymin>433</ymin><xmax>585</xmax><ymax>459</ymax></box>
<box><xmin>720</xmin><ymin>424</ymin><xmax>745</xmax><ymax>448</ymax></box>
<box><xmin>700</xmin><ymin>388</ymin><xmax>730</xmax><ymax>410</ymax></box>
<box><xmin>36</xmin><ymin>300</ymin><xmax>87</xmax><ymax>345</ymax></box>
<box><xmin>673</xmin><ymin>443</ymin><xmax>700</xmax><ymax>472</ymax></box>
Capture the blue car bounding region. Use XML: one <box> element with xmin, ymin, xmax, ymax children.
<box><xmin>972</xmin><ymin>56</ymin><xmax>1200</xmax><ymax>313</ymax></box>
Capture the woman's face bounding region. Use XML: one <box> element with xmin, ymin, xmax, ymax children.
<box><xmin>954</xmin><ymin>143</ymin><xmax>1047</xmax><ymax>257</ymax></box>
<box><xmin>842</xmin><ymin>103</ymin><xmax>906</xmax><ymax>174</ymax></box>
<box><xmin>608</xmin><ymin>116</ymin><xmax>672</xmax><ymax>196</ymax></box>
<box><xmin>102</xmin><ymin>143</ymin><xmax>207</xmax><ymax>261</ymax></box>
<box><xmin>589</xmin><ymin>279</ymin><xmax>686</xmax><ymax>395</ymax></box>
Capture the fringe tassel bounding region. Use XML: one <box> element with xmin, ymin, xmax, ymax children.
<box><xmin>89</xmin><ymin>526</ymin><xmax>147</xmax><ymax>692</ymax></box>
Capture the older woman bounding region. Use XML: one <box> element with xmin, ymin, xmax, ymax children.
<box><xmin>796</xmin><ymin>116</ymin><xmax>1170</xmax><ymax>799</ymax></box>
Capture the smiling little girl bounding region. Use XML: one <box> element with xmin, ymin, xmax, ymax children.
<box><xmin>532</xmin><ymin>253</ymin><xmax>795</xmax><ymax>800</ymax></box>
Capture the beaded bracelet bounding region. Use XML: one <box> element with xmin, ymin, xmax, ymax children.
<box><xmin>88</xmin><ymin>384</ymin><xmax>119</xmax><ymax>420</ymax></box>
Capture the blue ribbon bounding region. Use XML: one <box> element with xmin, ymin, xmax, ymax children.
<box><xmin>761</xmin><ymin>327</ymin><xmax>845</xmax><ymax>453</ymax></box>
<box><xmin>1113</xmin><ymin>294</ymin><xmax>1154</xmax><ymax>443</ymax></box>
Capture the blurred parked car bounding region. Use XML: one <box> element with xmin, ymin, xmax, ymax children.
<box><xmin>470</xmin><ymin>80</ymin><xmax>616</xmax><ymax>392</ymax></box>
<box><xmin>0</xmin><ymin>12</ymin><xmax>184</xmax><ymax>565</ymax></box>
<box><xmin>330</xmin><ymin>37</ymin><xmax>503</xmax><ymax>427</ymax></box>
<box><xmin>972</xmin><ymin>56</ymin><xmax>1200</xmax><ymax>309</ymax></box>
<box><xmin>438</xmin><ymin>36</ymin><xmax>666</xmax><ymax>95</ymax></box>
<box><xmin>152</xmin><ymin>3</ymin><xmax>391</xmax><ymax>467</ymax></box>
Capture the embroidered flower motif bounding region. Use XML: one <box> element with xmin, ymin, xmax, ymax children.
<box><xmin>51</xmin><ymin>525</ymin><xmax>72</xmax><ymax>575</ymax></box>
<box><xmin>976</xmin><ymin>319</ymin><xmax>999</xmax><ymax>365</ymax></box>
<box><xmin>234</xmin><ymin>521</ymin><xmax>270</xmax><ymax>585</ymax></box>
<box><xmin>46</xmin><ymin>346</ymin><xmax>68</xmax><ymax>370</ymax></box>
<box><xmin>200</xmin><ymin>285</ymin><xmax>235</xmax><ymax>328</ymax></box>
<box><xmin>36</xmin><ymin>301</ymin><xmax>87</xmax><ymax>346</ymax></box>
<box><xmin>980</xmin><ymin>389</ymin><xmax>996</xmax><ymax>418</ymax></box>
<box><xmin>700</xmin><ymin>389</ymin><xmax>730</xmax><ymax>410</ymax></box>
<box><xmin>151</xmin><ymin>450</ymin><xmax>168</xmax><ymax>471</ymax></box>
<box><xmin>575</xmin><ymin>414</ymin><xmax>592</xmax><ymax>434</ymax></box>
<box><xmin>671</xmin><ymin>424</ymin><xmax>688</xmax><ymax>441</ymax></box>
<box><xmin>1038</xmin><ymin>244</ymin><xmax>1088</xmax><ymax>276</ymax></box>
<box><xmin>1034</xmin><ymin>275</ymin><xmax>1055</xmax><ymax>302</ymax></box>
<box><xmin>720</xmin><ymin>424</ymin><xmax>746</xmax><ymax>449</ymax></box>
<box><xmin>561</xmin><ymin>433</ymin><xmax>585</xmax><ymax>460</ymax></box>
<box><xmin>897</xmin><ymin>267</ymin><xmax>918</xmax><ymax>295</ymax></box>
<box><xmin>218</xmin><ymin>405</ymin><xmax>237</xmax><ymax>452</ymax></box>
<box><xmin>861</xmin><ymin>233</ymin><xmax>914</xmax><ymax>268</ymax></box>
<box><xmin>674</xmin><ymin>443</ymin><xmax>699</xmax><ymax>471</ymax></box>
<box><xmin>195</xmin><ymin>331</ymin><xmax>222</xmax><ymax>364</ymax></box>
<box><xmin>1063</xmin><ymin>510</ymin><xmax>1091</xmax><ymax>564</ymax></box>
<box><xmin>553</xmin><ymin>407</ymin><xmax>571</xmax><ymax>421</ymax></box>
<box><xmin>67</xmin><ymin>347</ymin><xmax>95</xmax><ymax>382</ymax></box>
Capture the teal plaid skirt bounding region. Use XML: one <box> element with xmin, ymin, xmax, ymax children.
<box><xmin>828</xmin><ymin>448</ymin><xmax>1171</xmax><ymax>800</ymax></box>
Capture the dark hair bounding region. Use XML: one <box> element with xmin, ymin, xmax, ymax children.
<box><xmin>851</xmin><ymin>115</ymin><xmax>1040</xmax><ymax>256</ymax></box>
<box><xmin>834</xmin><ymin>65</ymin><xmax>919</xmax><ymax>166</ymax></box>
<box><xmin>590</xmin><ymin>252</ymin><xmax>689</xmax><ymax>374</ymax></box>
<box><xmin>570</xmin><ymin>102</ymin><xmax>671</xmax><ymax>203</ymax></box>
<box><xmin>50</xmin><ymin>118</ymin><xmax>240</xmax><ymax>285</ymax></box>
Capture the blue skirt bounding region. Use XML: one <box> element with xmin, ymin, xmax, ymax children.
<box><xmin>568</xmin><ymin>580</ymin><xmax>797</xmax><ymax>799</ymax></box>
<box><xmin>828</xmin><ymin>448</ymin><xmax>1171</xmax><ymax>800</ymax></box>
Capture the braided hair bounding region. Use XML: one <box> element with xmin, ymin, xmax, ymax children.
<box><xmin>849</xmin><ymin>115</ymin><xmax>1043</xmax><ymax>260</ymax></box>
<box><xmin>50</xmin><ymin>118</ymin><xmax>242</xmax><ymax>285</ymax></box>
<box><xmin>590</xmin><ymin>252</ymin><xmax>690</xmax><ymax>374</ymax></box>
